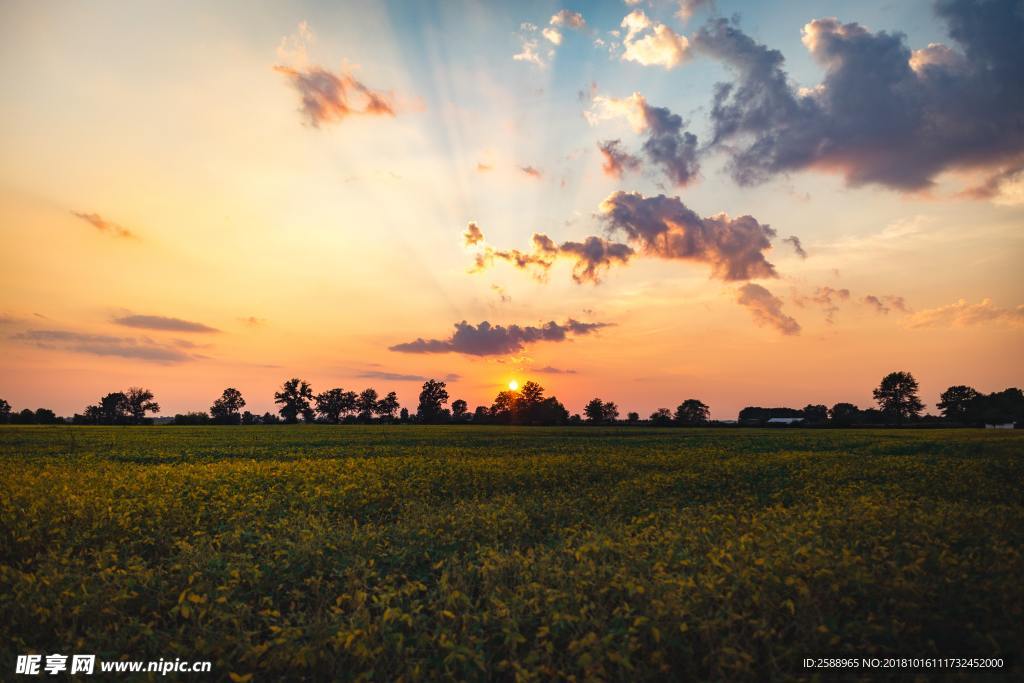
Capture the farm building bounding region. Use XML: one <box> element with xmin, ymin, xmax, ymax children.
<box><xmin>766</xmin><ymin>417</ymin><xmax>805</xmax><ymax>426</ymax></box>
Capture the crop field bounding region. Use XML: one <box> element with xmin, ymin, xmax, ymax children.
<box><xmin>1</xmin><ymin>426</ymin><xmax>1022</xmax><ymax>681</ymax></box>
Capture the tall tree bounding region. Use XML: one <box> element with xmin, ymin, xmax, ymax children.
<box><xmin>649</xmin><ymin>408</ymin><xmax>672</xmax><ymax>426</ymax></box>
<box><xmin>584</xmin><ymin>398</ymin><xmax>605</xmax><ymax>423</ymax></box>
<box><xmin>416</xmin><ymin>379</ymin><xmax>449</xmax><ymax>423</ymax></box>
<box><xmin>0</xmin><ymin>398</ymin><xmax>10</xmax><ymax>423</ymax></box>
<box><xmin>675</xmin><ymin>399</ymin><xmax>710</xmax><ymax>425</ymax></box>
<box><xmin>356</xmin><ymin>388</ymin><xmax>379</xmax><ymax>421</ymax></box>
<box><xmin>802</xmin><ymin>404</ymin><xmax>829</xmax><ymax>424</ymax></box>
<box><xmin>275</xmin><ymin>378</ymin><xmax>314</xmax><ymax>424</ymax></box>
<box><xmin>314</xmin><ymin>388</ymin><xmax>356</xmax><ymax>423</ymax></box>
<box><xmin>125</xmin><ymin>387</ymin><xmax>160</xmax><ymax>424</ymax></box>
<box><xmin>601</xmin><ymin>401</ymin><xmax>620</xmax><ymax>423</ymax></box>
<box><xmin>376</xmin><ymin>392</ymin><xmax>400</xmax><ymax>421</ymax></box>
<box><xmin>936</xmin><ymin>385</ymin><xmax>980</xmax><ymax>422</ymax></box>
<box><xmin>873</xmin><ymin>371</ymin><xmax>924</xmax><ymax>425</ymax></box>
<box><xmin>519</xmin><ymin>381</ymin><xmax>544</xmax><ymax>405</ymax></box>
<box><xmin>210</xmin><ymin>388</ymin><xmax>246</xmax><ymax>425</ymax></box>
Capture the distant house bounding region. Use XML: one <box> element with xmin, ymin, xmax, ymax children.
<box><xmin>766</xmin><ymin>417</ymin><xmax>804</xmax><ymax>426</ymax></box>
<box><xmin>985</xmin><ymin>422</ymin><xmax>1016</xmax><ymax>429</ymax></box>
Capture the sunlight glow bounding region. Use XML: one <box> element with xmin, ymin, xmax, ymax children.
<box><xmin>508</xmin><ymin>380</ymin><xmax>519</xmax><ymax>391</ymax></box>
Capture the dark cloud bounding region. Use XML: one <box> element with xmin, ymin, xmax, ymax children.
<box><xmin>519</xmin><ymin>165</ymin><xmax>543</xmax><ymax>178</ymax></box>
<box><xmin>597</xmin><ymin>139</ymin><xmax>642</xmax><ymax>178</ymax></box>
<box><xmin>71</xmin><ymin>211</ymin><xmax>135</xmax><ymax>239</ymax></box>
<box><xmin>736</xmin><ymin>284</ymin><xmax>801</xmax><ymax>335</ymax></box>
<box><xmin>600</xmin><ymin>191</ymin><xmax>777</xmax><ymax>280</ymax></box>
<box><xmin>463</xmin><ymin>222</ymin><xmax>484</xmax><ymax>246</ymax></box>
<box><xmin>693</xmin><ymin>1</ymin><xmax>1024</xmax><ymax>192</ymax></box>
<box><xmin>113</xmin><ymin>314</ymin><xmax>219</xmax><ymax>333</ymax></box>
<box><xmin>641</xmin><ymin>103</ymin><xmax>700</xmax><ymax>186</ymax></box>
<box><xmin>783</xmin><ymin>235</ymin><xmax>807</xmax><ymax>258</ymax></box>
<box><xmin>863</xmin><ymin>294</ymin><xmax>909</xmax><ymax>315</ymax></box>
<box><xmin>389</xmin><ymin>319</ymin><xmax>610</xmax><ymax>356</ymax></box>
<box><xmin>11</xmin><ymin>329</ymin><xmax>197</xmax><ymax>363</ymax></box>
<box><xmin>273</xmin><ymin>65</ymin><xmax>395</xmax><ymax>127</ymax></box>
<box><xmin>469</xmin><ymin>227</ymin><xmax>633</xmax><ymax>284</ymax></box>
<box><xmin>532</xmin><ymin>365</ymin><xmax>578</xmax><ymax>374</ymax></box>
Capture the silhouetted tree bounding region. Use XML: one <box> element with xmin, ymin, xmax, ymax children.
<box><xmin>451</xmin><ymin>399</ymin><xmax>468</xmax><ymax>420</ymax></box>
<box><xmin>376</xmin><ymin>392</ymin><xmax>400</xmax><ymax>421</ymax></box>
<box><xmin>173</xmin><ymin>412</ymin><xmax>210</xmax><ymax>425</ymax></box>
<box><xmin>96</xmin><ymin>392</ymin><xmax>130</xmax><ymax>424</ymax></box>
<box><xmin>584</xmin><ymin>398</ymin><xmax>604</xmax><ymax>423</ymax></box>
<box><xmin>210</xmin><ymin>387</ymin><xmax>246</xmax><ymax>425</ymax></box>
<box><xmin>356</xmin><ymin>388</ymin><xmax>379</xmax><ymax>421</ymax></box>
<box><xmin>125</xmin><ymin>387</ymin><xmax>160</xmax><ymax>424</ymax></box>
<box><xmin>417</xmin><ymin>379</ymin><xmax>449</xmax><ymax>423</ymax></box>
<box><xmin>34</xmin><ymin>408</ymin><xmax>60</xmax><ymax>424</ymax></box>
<box><xmin>490</xmin><ymin>390</ymin><xmax>517</xmax><ymax>421</ymax></box>
<box><xmin>873</xmin><ymin>371</ymin><xmax>924</xmax><ymax>425</ymax></box>
<box><xmin>399</xmin><ymin>407</ymin><xmax>410</xmax><ymax>422</ymax></box>
<box><xmin>519</xmin><ymin>381</ymin><xmax>544</xmax><ymax>405</ymax></box>
<box><xmin>937</xmin><ymin>385</ymin><xmax>980</xmax><ymax>422</ymax></box>
<box><xmin>0</xmin><ymin>399</ymin><xmax>10</xmax><ymax>423</ymax></box>
<box><xmin>627</xmin><ymin>411</ymin><xmax>640</xmax><ymax>424</ymax></box>
<box><xmin>738</xmin><ymin>406</ymin><xmax>803</xmax><ymax>425</ymax></box>
<box><xmin>675</xmin><ymin>399</ymin><xmax>710</xmax><ymax>425</ymax></box>
<box><xmin>314</xmin><ymin>388</ymin><xmax>356</xmax><ymax>424</ymax></box>
<box><xmin>14</xmin><ymin>408</ymin><xmax>35</xmax><ymax>424</ymax></box>
<box><xmin>828</xmin><ymin>402</ymin><xmax>860</xmax><ymax>426</ymax></box>
<box><xmin>261</xmin><ymin>411</ymin><xmax>281</xmax><ymax>424</ymax></box>
<box><xmin>802</xmin><ymin>404</ymin><xmax>828</xmax><ymax>425</ymax></box>
<box><xmin>602</xmin><ymin>401</ymin><xmax>619</xmax><ymax>423</ymax></box>
<box><xmin>650</xmin><ymin>408</ymin><xmax>672</xmax><ymax>426</ymax></box>
<box><xmin>971</xmin><ymin>388</ymin><xmax>1024</xmax><ymax>424</ymax></box>
<box><xmin>240</xmin><ymin>411</ymin><xmax>258</xmax><ymax>425</ymax></box>
<box><xmin>275</xmin><ymin>378</ymin><xmax>314</xmax><ymax>424</ymax></box>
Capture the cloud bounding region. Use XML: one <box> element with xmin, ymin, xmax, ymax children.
<box><xmin>551</xmin><ymin>10</ymin><xmax>586</xmax><ymax>30</ymax></box>
<box><xmin>542</xmin><ymin>27</ymin><xmax>562</xmax><ymax>45</ymax></box>
<box><xmin>491</xmin><ymin>284</ymin><xmax>511</xmax><ymax>304</ymax></box>
<box><xmin>621</xmin><ymin>10</ymin><xmax>690</xmax><ymax>69</ymax></box>
<box><xmin>239</xmin><ymin>316</ymin><xmax>267</xmax><ymax>327</ymax></box>
<box><xmin>532</xmin><ymin>365</ymin><xmax>578</xmax><ymax>374</ymax></box>
<box><xmin>793</xmin><ymin>286</ymin><xmax>849</xmax><ymax>323</ymax></box>
<box><xmin>390</xmin><ymin>319</ymin><xmax>610</xmax><ymax>356</ymax></box>
<box><xmin>863</xmin><ymin>294</ymin><xmax>910</xmax><ymax>315</ymax></box>
<box><xmin>113</xmin><ymin>314</ymin><xmax>219</xmax><ymax>333</ymax></box>
<box><xmin>273</xmin><ymin>64</ymin><xmax>396</xmax><ymax>127</ymax></box>
<box><xmin>71</xmin><ymin>212</ymin><xmax>135</xmax><ymax>239</ymax></box>
<box><xmin>693</xmin><ymin>2</ymin><xmax>1024</xmax><ymax>193</ymax></box>
<box><xmin>737</xmin><ymin>284</ymin><xmax>801</xmax><ymax>335</ymax></box>
<box><xmin>961</xmin><ymin>165</ymin><xmax>1024</xmax><ymax>205</ymax></box>
<box><xmin>676</xmin><ymin>0</ymin><xmax>714</xmax><ymax>22</ymax></box>
<box><xmin>519</xmin><ymin>165</ymin><xmax>543</xmax><ymax>178</ymax></box>
<box><xmin>469</xmin><ymin>226</ymin><xmax>634</xmax><ymax>284</ymax></box>
<box><xmin>463</xmin><ymin>222</ymin><xmax>485</xmax><ymax>246</ymax></box>
<box><xmin>586</xmin><ymin>92</ymin><xmax>700</xmax><ymax>186</ymax></box>
<box><xmin>476</xmin><ymin>162</ymin><xmax>493</xmax><ymax>172</ymax></box>
<box><xmin>11</xmin><ymin>329</ymin><xmax>198</xmax><ymax>363</ymax></box>
<box><xmin>783</xmin><ymin>235</ymin><xmax>807</xmax><ymax>258</ymax></box>
<box><xmin>597</xmin><ymin>139</ymin><xmax>642</xmax><ymax>178</ymax></box>
<box><xmin>356</xmin><ymin>370</ymin><xmax>430</xmax><ymax>382</ymax></box>
<box><xmin>908</xmin><ymin>298</ymin><xmax>1024</xmax><ymax>328</ymax></box>
<box><xmin>600</xmin><ymin>191</ymin><xmax>777</xmax><ymax>280</ymax></box>
<box><xmin>513</xmin><ymin>22</ymin><xmax>553</xmax><ymax>68</ymax></box>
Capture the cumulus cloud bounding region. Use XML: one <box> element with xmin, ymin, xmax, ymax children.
<box><xmin>783</xmin><ymin>235</ymin><xmax>807</xmax><ymax>258</ymax></box>
<box><xmin>551</xmin><ymin>10</ymin><xmax>586</xmax><ymax>30</ymax></box>
<box><xmin>71</xmin><ymin>212</ymin><xmax>135</xmax><ymax>239</ymax></box>
<box><xmin>863</xmin><ymin>294</ymin><xmax>910</xmax><ymax>315</ymax></box>
<box><xmin>597</xmin><ymin>139</ymin><xmax>642</xmax><ymax>178</ymax></box>
<box><xmin>11</xmin><ymin>329</ymin><xmax>198</xmax><ymax>363</ymax></box>
<box><xmin>600</xmin><ymin>191</ymin><xmax>776</xmax><ymax>280</ymax></box>
<box><xmin>586</xmin><ymin>92</ymin><xmax>700</xmax><ymax>186</ymax></box>
<box><xmin>737</xmin><ymin>284</ymin><xmax>801</xmax><ymax>335</ymax></box>
<box><xmin>693</xmin><ymin>2</ymin><xmax>1024</xmax><ymax>193</ymax></box>
<box><xmin>273</xmin><ymin>65</ymin><xmax>395</xmax><ymax>126</ymax></box>
<box><xmin>908</xmin><ymin>298</ymin><xmax>1024</xmax><ymax>328</ymax></box>
<box><xmin>677</xmin><ymin>0</ymin><xmax>714</xmax><ymax>21</ymax></box>
<box><xmin>514</xmin><ymin>22</ymin><xmax>554</xmax><ymax>68</ymax></box>
<box><xmin>113</xmin><ymin>314</ymin><xmax>219</xmax><ymax>333</ymax></box>
<box><xmin>469</xmin><ymin>226</ymin><xmax>633</xmax><ymax>284</ymax></box>
<box><xmin>542</xmin><ymin>27</ymin><xmax>563</xmax><ymax>45</ymax></box>
<box><xmin>389</xmin><ymin>319</ymin><xmax>610</xmax><ymax>356</ymax></box>
<box><xmin>621</xmin><ymin>10</ymin><xmax>690</xmax><ymax>69</ymax></box>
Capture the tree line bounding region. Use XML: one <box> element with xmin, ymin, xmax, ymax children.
<box><xmin>0</xmin><ymin>371</ymin><xmax>1021</xmax><ymax>427</ymax></box>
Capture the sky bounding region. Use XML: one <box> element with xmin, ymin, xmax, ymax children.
<box><xmin>1</xmin><ymin>0</ymin><xmax>1022</xmax><ymax>420</ymax></box>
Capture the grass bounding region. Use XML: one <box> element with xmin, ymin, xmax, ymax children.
<box><xmin>1</xmin><ymin>426</ymin><xmax>1022</xmax><ymax>680</ymax></box>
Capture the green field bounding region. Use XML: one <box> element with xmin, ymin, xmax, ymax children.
<box><xmin>1</xmin><ymin>426</ymin><xmax>1022</xmax><ymax>680</ymax></box>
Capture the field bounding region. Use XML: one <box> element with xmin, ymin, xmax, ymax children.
<box><xmin>1</xmin><ymin>426</ymin><xmax>1022</xmax><ymax>681</ymax></box>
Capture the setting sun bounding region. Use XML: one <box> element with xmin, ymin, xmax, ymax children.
<box><xmin>508</xmin><ymin>380</ymin><xmax>519</xmax><ymax>391</ymax></box>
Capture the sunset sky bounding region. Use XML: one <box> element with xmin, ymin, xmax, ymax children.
<box><xmin>1</xmin><ymin>0</ymin><xmax>1022</xmax><ymax>419</ymax></box>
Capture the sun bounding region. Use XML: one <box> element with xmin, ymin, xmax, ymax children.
<box><xmin>508</xmin><ymin>380</ymin><xmax>519</xmax><ymax>391</ymax></box>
